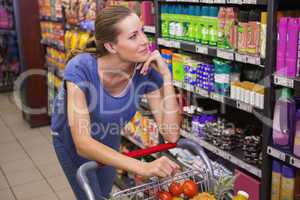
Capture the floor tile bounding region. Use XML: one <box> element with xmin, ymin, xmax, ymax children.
<box><xmin>47</xmin><ymin>175</ymin><xmax>70</xmax><ymax>192</ymax></box>
<box><xmin>6</xmin><ymin>167</ymin><xmax>43</xmax><ymax>187</ymax></box>
<box><xmin>0</xmin><ymin>142</ymin><xmax>28</xmax><ymax>164</ymax></box>
<box><xmin>56</xmin><ymin>188</ymin><xmax>76</xmax><ymax>200</ymax></box>
<box><xmin>0</xmin><ymin>188</ymin><xmax>15</xmax><ymax>200</ymax></box>
<box><xmin>11</xmin><ymin>127</ymin><xmax>41</xmax><ymax>140</ymax></box>
<box><xmin>12</xmin><ymin>180</ymin><xmax>53</xmax><ymax>200</ymax></box>
<box><xmin>29</xmin><ymin>192</ymin><xmax>59</xmax><ymax>200</ymax></box>
<box><xmin>29</xmin><ymin>149</ymin><xmax>58</xmax><ymax>166</ymax></box>
<box><xmin>38</xmin><ymin>161</ymin><xmax>64</xmax><ymax>178</ymax></box>
<box><xmin>1</xmin><ymin>157</ymin><xmax>36</xmax><ymax>174</ymax></box>
<box><xmin>20</xmin><ymin>134</ymin><xmax>52</xmax><ymax>152</ymax></box>
<box><xmin>0</xmin><ymin>127</ymin><xmax>16</xmax><ymax>144</ymax></box>
<box><xmin>0</xmin><ymin>170</ymin><xmax>9</xmax><ymax>190</ymax></box>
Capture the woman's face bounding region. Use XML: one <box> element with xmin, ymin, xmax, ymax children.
<box><xmin>113</xmin><ymin>13</ymin><xmax>150</xmax><ymax>63</ymax></box>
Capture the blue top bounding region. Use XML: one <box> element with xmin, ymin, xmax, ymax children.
<box><xmin>51</xmin><ymin>53</ymin><xmax>163</xmax><ymax>163</ymax></box>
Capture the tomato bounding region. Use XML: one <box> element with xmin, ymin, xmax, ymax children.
<box><xmin>182</xmin><ymin>180</ymin><xmax>198</xmax><ymax>198</ymax></box>
<box><xmin>158</xmin><ymin>191</ymin><xmax>172</xmax><ymax>200</ymax></box>
<box><xmin>169</xmin><ymin>182</ymin><xmax>183</xmax><ymax>197</ymax></box>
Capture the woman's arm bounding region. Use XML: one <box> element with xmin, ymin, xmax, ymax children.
<box><xmin>67</xmin><ymin>82</ymin><xmax>179</xmax><ymax>177</ymax></box>
<box><xmin>145</xmin><ymin>72</ymin><xmax>181</xmax><ymax>143</ymax></box>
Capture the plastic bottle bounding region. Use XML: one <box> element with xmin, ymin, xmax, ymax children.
<box><xmin>247</xmin><ymin>10</ymin><xmax>261</xmax><ymax>56</ymax></box>
<box><xmin>237</xmin><ymin>11</ymin><xmax>249</xmax><ymax>54</ymax></box>
<box><xmin>260</xmin><ymin>12</ymin><xmax>267</xmax><ymax>59</ymax></box>
<box><xmin>272</xmin><ymin>88</ymin><xmax>296</xmax><ymax>152</ymax></box>
<box><xmin>276</xmin><ymin>17</ymin><xmax>289</xmax><ymax>75</ymax></box>
<box><xmin>208</xmin><ymin>7</ymin><xmax>219</xmax><ymax>47</ymax></box>
<box><xmin>232</xmin><ymin>191</ymin><xmax>249</xmax><ymax>200</ymax></box>
<box><xmin>225</xmin><ymin>7</ymin><xmax>238</xmax><ymax>50</ymax></box>
<box><xmin>195</xmin><ymin>6</ymin><xmax>202</xmax><ymax>43</ymax></box>
<box><xmin>271</xmin><ymin>160</ymin><xmax>282</xmax><ymax>200</ymax></box>
<box><xmin>217</xmin><ymin>7</ymin><xmax>226</xmax><ymax>49</ymax></box>
<box><xmin>285</xmin><ymin>18</ymin><xmax>299</xmax><ymax>78</ymax></box>
<box><xmin>201</xmin><ymin>6</ymin><xmax>210</xmax><ymax>45</ymax></box>
<box><xmin>294</xmin><ymin>110</ymin><xmax>300</xmax><ymax>157</ymax></box>
<box><xmin>161</xmin><ymin>5</ymin><xmax>169</xmax><ymax>38</ymax></box>
<box><xmin>280</xmin><ymin>165</ymin><xmax>296</xmax><ymax>200</ymax></box>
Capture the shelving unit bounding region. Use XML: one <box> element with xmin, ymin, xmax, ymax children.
<box><xmin>157</xmin><ymin>38</ymin><xmax>265</xmax><ymax>67</ymax></box>
<box><xmin>158</xmin><ymin>0</ymin><xmax>267</xmax><ymax>5</ymax></box>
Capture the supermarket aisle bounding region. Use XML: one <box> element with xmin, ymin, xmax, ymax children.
<box><xmin>0</xmin><ymin>93</ymin><xmax>76</xmax><ymax>200</ymax></box>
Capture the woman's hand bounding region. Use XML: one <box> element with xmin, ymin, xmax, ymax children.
<box><xmin>137</xmin><ymin>156</ymin><xmax>180</xmax><ymax>178</ymax></box>
<box><xmin>138</xmin><ymin>50</ymin><xmax>170</xmax><ymax>77</ymax></box>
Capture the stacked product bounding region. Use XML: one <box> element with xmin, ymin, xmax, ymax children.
<box><xmin>46</xmin><ymin>47</ymin><xmax>66</xmax><ymax>70</ymax></box>
<box><xmin>39</xmin><ymin>0</ymin><xmax>63</xmax><ymax>19</ymax></box>
<box><xmin>230</xmin><ymin>81</ymin><xmax>265</xmax><ymax>109</ymax></box>
<box><xmin>203</xmin><ymin>118</ymin><xmax>240</xmax><ymax>151</ymax></box>
<box><xmin>242</xmin><ymin>136</ymin><xmax>262</xmax><ymax>164</ymax></box>
<box><xmin>64</xmin><ymin>30</ymin><xmax>92</xmax><ymax>52</ymax></box>
<box><xmin>160</xmin><ymin>4</ymin><xmax>267</xmax><ymax>58</ymax></box>
<box><xmin>123</xmin><ymin>111</ymin><xmax>159</xmax><ymax>148</ymax></box>
<box><xmin>63</xmin><ymin>0</ymin><xmax>96</xmax><ymax>31</ymax></box>
<box><xmin>0</xmin><ymin>2</ymin><xmax>13</xmax><ymax>29</ymax></box>
<box><xmin>40</xmin><ymin>21</ymin><xmax>65</xmax><ymax>49</ymax></box>
<box><xmin>161</xmin><ymin>49</ymin><xmax>173</xmax><ymax>74</ymax></box>
<box><xmin>276</xmin><ymin>16</ymin><xmax>300</xmax><ymax>78</ymax></box>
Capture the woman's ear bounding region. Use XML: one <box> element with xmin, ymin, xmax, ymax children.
<box><xmin>103</xmin><ymin>42</ymin><xmax>117</xmax><ymax>54</ymax></box>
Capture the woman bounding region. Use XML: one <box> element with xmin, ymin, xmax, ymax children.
<box><xmin>51</xmin><ymin>5</ymin><xmax>181</xmax><ymax>199</ymax></box>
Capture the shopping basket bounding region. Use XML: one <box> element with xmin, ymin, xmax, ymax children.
<box><xmin>76</xmin><ymin>138</ymin><xmax>232</xmax><ymax>200</ymax></box>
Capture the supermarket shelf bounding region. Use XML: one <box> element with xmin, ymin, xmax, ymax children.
<box><xmin>0</xmin><ymin>29</ymin><xmax>16</xmax><ymax>35</ymax></box>
<box><xmin>65</xmin><ymin>24</ymin><xmax>94</xmax><ymax>33</ymax></box>
<box><xmin>157</xmin><ymin>38</ymin><xmax>265</xmax><ymax>67</ymax></box>
<box><xmin>39</xmin><ymin>16</ymin><xmax>64</xmax><ymax>23</ymax></box>
<box><xmin>267</xmin><ymin>146</ymin><xmax>300</xmax><ymax>168</ymax></box>
<box><xmin>273</xmin><ymin>74</ymin><xmax>300</xmax><ymax>90</ymax></box>
<box><xmin>173</xmin><ymin>80</ymin><xmax>264</xmax><ymax>114</ymax></box>
<box><xmin>41</xmin><ymin>39</ymin><xmax>65</xmax><ymax>52</ymax></box>
<box><xmin>158</xmin><ymin>0</ymin><xmax>267</xmax><ymax>5</ymax></box>
<box><xmin>47</xmin><ymin>62</ymin><xmax>64</xmax><ymax>80</ymax></box>
<box><xmin>180</xmin><ymin>129</ymin><xmax>262</xmax><ymax>178</ymax></box>
<box><xmin>143</xmin><ymin>25</ymin><xmax>156</xmax><ymax>34</ymax></box>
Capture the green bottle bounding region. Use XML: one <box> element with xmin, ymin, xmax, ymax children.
<box><xmin>161</xmin><ymin>4</ymin><xmax>169</xmax><ymax>38</ymax></box>
<box><xmin>208</xmin><ymin>7</ymin><xmax>219</xmax><ymax>47</ymax></box>
<box><xmin>195</xmin><ymin>6</ymin><xmax>202</xmax><ymax>43</ymax></box>
<box><xmin>201</xmin><ymin>6</ymin><xmax>209</xmax><ymax>45</ymax></box>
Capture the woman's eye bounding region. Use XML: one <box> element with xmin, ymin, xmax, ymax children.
<box><xmin>129</xmin><ymin>34</ymin><xmax>137</xmax><ymax>40</ymax></box>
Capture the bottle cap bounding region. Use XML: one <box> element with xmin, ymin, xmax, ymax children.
<box><xmin>261</xmin><ymin>12</ymin><xmax>267</xmax><ymax>24</ymax></box>
<box><xmin>237</xmin><ymin>191</ymin><xmax>249</xmax><ymax>199</ymax></box>
<box><xmin>209</xmin><ymin>7</ymin><xmax>219</xmax><ymax>17</ymax></box>
<box><xmin>281</xmin><ymin>88</ymin><xmax>293</xmax><ymax>98</ymax></box>
<box><xmin>249</xmin><ymin>10</ymin><xmax>260</xmax><ymax>22</ymax></box>
<box><xmin>202</xmin><ymin>6</ymin><xmax>209</xmax><ymax>16</ymax></box>
<box><xmin>282</xmin><ymin>165</ymin><xmax>296</xmax><ymax>178</ymax></box>
<box><xmin>238</xmin><ymin>11</ymin><xmax>249</xmax><ymax>22</ymax></box>
<box><xmin>272</xmin><ymin>160</ymin><xmax>282</xmax><ymax>173</ymax></box>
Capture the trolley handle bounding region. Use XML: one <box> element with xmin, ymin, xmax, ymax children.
<box><xmin>76</xmin><ymin>138</ymin><xmax>213</xmax><ymax>200</ymax></box>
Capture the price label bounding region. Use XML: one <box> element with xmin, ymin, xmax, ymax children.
<box><xmin>195</xmin><ymin>87</ymin><xmax>209</xmax><ymax>98</ymax></box>
<box><xmin>290</xmin><ymin>157</ymin><xmax>300</xmax><ymax>168</ymax></box>
<box><xmin>274</xmin><ymin>75</ymin><xmax>294</xmax><ymax>88</ymax></box>
<box><xmin>171</xmin><ymin>40</ymin><xmax>181</xmax><ymax>49</ymax></box>
<box><xmin>268</xmin><ymin>147</ymin><xmax>286</xmax><ymax>161</ymax></box>
<box><xmin>247</xmin><ymin>56</ymin><xmax>261</xmax><ymax>65</ymax></box>
<box><xmin>186</xmin><ymin>84</ymin><xmax>194</xmax><ymax>92</ymax></box>
<box><xmin>235</xmin><ymin>53</ymin><xmax>247</xmax><ymax>63</ymax></box>
<box><xmin>246</xmin><ymin>0</ymin><xmax>257</xmax><ymax>4</ymax></box>
<box><xmin>173</xmin><ymin>80</ymin><xmax>182</xmax><ymax>88</ymax></box>
<box><xmin>210</xmin><ymin>92</ymin><xmax>225</xmax><ymax>103</ymax></box>
<box><xmin>144</xmin><ymin>26</ymin><xmax>155</xmax><ymax>33</ymax></box>
<box><xmin>227</xmin><ymin>0</ymin><xmax>243</xmax><ymax>4</ymax></box>
<box><xmin>236</xmin><ymin>101</ymin><xmax>253</xmax><ymax>113</ymax></box>
<box><xmin>157</xmin><ymin>38</ymin><xmax>166</xmax><ymax>46</ymax></box>
<box><xmin>195</xmin><ymin>45</ymin><xmax>208</xmax><ymax>55</ymax></box>
<box><xmin>214</xmin><ymin>0</ymin><xmax>226</xmax><ymax>3</ymax></box>
<box><xmin>217</xmin><ymin>49</ymin><xmax>234</xmax><ymax>60</ymax></box>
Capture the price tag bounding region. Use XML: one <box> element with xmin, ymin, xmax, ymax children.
<box><xmin>235</xmin><ymin>53</ymin><xmax>247</xmax><ymax>63</ymax></box>
<box><xmin>210</xmin><ymin>92</ymin><xmax>225</xmax><ymax>103</ymax></box>
<box><xmin>290</xmin><ymin>157</ymin><xmax>300</xmax><ymax>168</ymax></box>
<box><xmin>227</xmin><ymin>0</ymin><xmax>243</xmax><ymax>4</ymax></box>
<box><xmin>173</xmin><ymin>80</ymin><xmax>181</xmax><ymax>88</ymax></box>
<box><xmin>214</xmin><ymin>0</ymin><xmax>226</xmax><ymax>3</ymax></box>
<box><xmin>236</xmin><ymin>101</ymin><xmax>253</xmax><ymax>113</ymax></box>
<box><xmin>186</xmin><ymin>84</ymin><xmax>194</xmax><ymax>92</ymax></box>
<box><xmin>195</xmin><ymin>45</ymin><xmax>208</xmax><ymax>55</ymax></box>
<box><xmin>247</xmin><ymin>56</ymin><xmax>261</xmax><ymax>65</ymax></box>
<box><xmin>268</xmin><ymin>147</ymin><xmax>286</xmax><ymax>161</ymax></box>
<box><xmin>274</xmin><ymin>75</ymin><xmax>294</xmax><ymax>88</ymax></box>
<box><xmin>247</xmin><ymin>0</ymin><xmax>257</xmax><ymax>4</ymax></box>
<box><xmin>195</xmin><ymin>87</ymin><xmax>209</xmax><ymax>98</ymax></box>
<box><xmin>217</xmin><ymin>49</ymin><xmax>234</xmax><ymax>60</ymax></box>
<box><xmin>171</xmin><ymin>40</ymin><xmax>181</xmax><ymax>49</ymax></box>
<box><xmin>157</xmin><ymin>38</ymin><xmax>165</xmax><ymax>46</ymax></box>
<box><xmin>144</xmin><ymin>26</ymin><xmax>155</xmax><ymax>34</ymax></box>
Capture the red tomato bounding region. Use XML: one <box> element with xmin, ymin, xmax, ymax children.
<box><xmin>169</xmin><ymin>182</ymin><xmax>183</xmax><ymax>196</ymax></box>
<box><xmin>158</xmin><ymin>191</ymin><xmax>172</xmax><ymax>200</ymax></box>
<box><xmin>182</xmin><ymin>180</ymin><xmax>198</xmax><ymax>198</ymax></box>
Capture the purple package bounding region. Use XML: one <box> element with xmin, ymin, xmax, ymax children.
<box><xmin>297</xmin><ymin>18</ymin><xmax>300</xmax><ymax>77</ymax></box>
<box><xmin>276</xmin><ymin>17</ymin><xmax>289</xmax><ymax>76</ymax></box>
<box><xmin>285</xmin><ymin>18</ymin><xmax>300</xmax><ymax>78</ymax></box>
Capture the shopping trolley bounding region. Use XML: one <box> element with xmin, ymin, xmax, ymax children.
<box><xmin>76</xmin><ymin>138</ymin><xmax>232</xmax><ymax>200</ymax></box>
